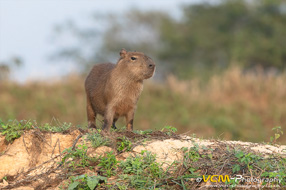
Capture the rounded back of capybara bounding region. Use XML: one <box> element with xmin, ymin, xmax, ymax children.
<box><xmin>85</xmin><ymin>49</ymin><xmax>155</xmax><ymax>131</ymax></box>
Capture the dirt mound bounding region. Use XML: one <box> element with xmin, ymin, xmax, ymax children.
<box><xmin>0</xmin><ymin>130</ymin><xmax>285</xmax><ymax>189</ymax></box>
<box><xmin>0</xmin><ymin>130</ymin><xmax>80</xmax><ymax>179</ymax></box>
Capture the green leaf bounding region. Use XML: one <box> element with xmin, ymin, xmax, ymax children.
<box><xmin>98</xmin><ymin>176</ymin><xmax>107</xmax><ymax>181</ymax></box>
<box><xmin>87</xmin><ymin>177</ymin><xmax>99</xmax><ymax>190</ymax></box>
<box><xmin>235</xmin><ymin>151</ymin><xmax>244</xmax><ymax>158</ymax></box>
<box><xmin>181</xmin><ymin>179</ymin><xmax>187</xmax><ymax>190</ymax></box>
<box><xmin>74</xmin><ymin>174</ymin><xmax>86</xmax><ymax>180</ymax></box>
<box><xmin>141</xmin><ymin>129</ymin><xmax>153</xmax><ymax>134</ymax></box>
<box><xmin>272</xmin><ymin>126</ymin><xmax>281</xmax><ymax>131</ymax></box>
<box><xmin>275</xmin><ymin>134</ymin><xmax>280</xmax><ymax>140</ymax></box>
<box><xmin>1</xmin><ymin>124</ymin><xmax>7</xmax><ymax>130</ymax></box>
<box><xmin>134</xmin><ymin>179</ymin><xmax>147</xmax><ymax>183</ymax></box>
<box><xmin>232</xmin><ymin>164</ymin><xmax>240</xmax><ymax>173</ymax></box>
<box><xmin>68</xmin><ymin>181</ymin><xmax>79</xmax><ymax>190</ymax></box>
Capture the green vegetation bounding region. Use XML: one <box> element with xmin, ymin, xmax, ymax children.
<box><xmin>270</xmin><ymin>126</ymin><xmax>283</xmax><ymax>144</ymax></box>
<box><xmin>158</xmin><ymin>0</ymin><xmax>286</xmax><ymax>77</ymax></box>
<box><xmin>182</xmin><ymin>145</ymin><xmax>201</xmax><ymax>163</ymax></box>
<box><xmin>118</xmin><ymin>151</ymin><xmax>164</xmax><ymax>189</ymax></box>
<box><xmin>53</xmin><ymin>0</ymin><xmax>286</xmax><ymax>78</ymax></box>
<box><xmin>66</xmin><ymin>174</ymin><xmax>107</xmax><ymax>190</ymax></box>
<box><xmin>0</xmin><ymin>119</ymin><xmax>73</xmax><ymax>143</ymax></box>
<box><xmin>116</xmin><ymin>137</ymin><xmax>132</xmax><ymax>152</ymax></box>
<box><xmin>120</xmin><ymin>151</ymin><xmax>163</xmax><ymax>178</ymax></box>
<box><xmin>232</xmin><ymin>150</ymin><xmax>262</xmax><ymax>173</ymax></box>
<box><xmin>65</xmin><ymin>130</ymin><xmax>285</xmax><ymax>189</ymax></box>
<box><xmin>0</xmin><ymin>120</ymin><xmax>33</xmax><ymax>142</ymax></box>
<box><xmin>226</xmin><ymin>148</ymin><xmax>286</xmax><ymax>188</ymax></box>
<box><xmin>39</xmin><ymin>121</ymin><xmax>73</xmax><ymax>133</ymax></box>
<box><xmin>161</xmin><ymin>126</ymin><xmax>178</xmax><ymax>136</ymax></box>
<box><xmin>98</xmin><ymin>151</ymin><xmax>118</xmax><ymax>177</ymax></box>
<box><xmin>61</xmin><ymin>144</ymin><xmax>91</xmax><ymax>169</ymax></box>
<box><xmin>261</xmin><ymin>163</ymin><xmax>286</xmax><ymax>187</ymax></box>
<box><xmin>86</xmin><ymin>132</ymin><xmax>110</xmax><ymax>148</ymax></box>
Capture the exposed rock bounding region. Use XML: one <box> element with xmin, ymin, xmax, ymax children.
<box><xmin>87</xmin><ymin>146</ymin><xmax>113</xmax><ymax>157</ymax></box>
<box><xmin>0</xmin><ymin>130</ymin><xmax>80</xmax><ymax>179</ymax></box>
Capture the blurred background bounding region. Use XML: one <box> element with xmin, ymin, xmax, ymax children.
<box><xmin>0</xmin><ymin>0</ymin><xmax>285</xmax><ymax>143</ymax></box>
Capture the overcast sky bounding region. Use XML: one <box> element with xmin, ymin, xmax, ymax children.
<box><xmin>0</xmin><ymin>0</ymin><xmax>203</xmax><ymax>82</ymax></box>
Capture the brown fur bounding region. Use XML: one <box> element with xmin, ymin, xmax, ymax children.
<box><xmin>85</xmin><ymin>49</ymin><xmax>155</xmax><ymax>132</ymax></box>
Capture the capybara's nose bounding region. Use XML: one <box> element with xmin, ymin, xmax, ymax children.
<box><xmin>149</xmin><ymin>63</ymin><xmax>155</xmax><ymax>69</ymax></box>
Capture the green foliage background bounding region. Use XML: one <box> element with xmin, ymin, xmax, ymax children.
<box><xmin>51</xmin><ymin>0</ymin><xmax>286</xmax><ymax>78</ymax></box>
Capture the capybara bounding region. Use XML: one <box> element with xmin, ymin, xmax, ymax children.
<box><xmin>85</xmin><ymin>49</ymin><xmax>155</xmax><ymax>132</ymax></box>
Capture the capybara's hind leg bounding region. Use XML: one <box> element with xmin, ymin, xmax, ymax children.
<box><xmin>87</xmin><ymin>97</ymin><xmax>97</xmax><ymax>129</ymax></box>
<box><xmin>112</xmin><ymin>118</ymin><xmax>118</xmax><ymax>129</ymax></box>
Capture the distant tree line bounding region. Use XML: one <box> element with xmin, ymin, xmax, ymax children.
<box><xmin>53</xmin><ymin>0</ymin><xmax>286</xmax><ymax>79</ymax></box>
<box><xmin>0</xmin><ymin>57</ymin><xmax>22</xmax><ymax>81</ymax></box>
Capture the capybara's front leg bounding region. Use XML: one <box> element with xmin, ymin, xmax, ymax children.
<box><xmin>102</xmin><ymin>106</ymin><xmax>115</xmax><ymax>132</ymax></box>
<box><xmin>126</xmin><ymin>110</ymin><xmax>135</xmax><ymax>131</ymax></box>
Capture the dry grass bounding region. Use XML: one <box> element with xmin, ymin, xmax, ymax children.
<box><xmin>0</xmin><ymin>75</ymin><xmax>86</xmax><ymax>126</ymax></box>
<box><xmin>166</xmin><ymin>67</ymin><xmax>286</xmax><ymax>142</ymax></box>
<box><xmin>0</xmin><ymin>67</ymin><xmax>285</xmax><ymax>143</ymax></box>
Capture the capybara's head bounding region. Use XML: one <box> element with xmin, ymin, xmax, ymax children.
<box><xmin>118</xmin><ymin>48</ymin><xmax>155</xmax><ymax>80</ymax></box>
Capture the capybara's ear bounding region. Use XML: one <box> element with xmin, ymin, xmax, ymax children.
<box><xmin>120</xmin><ymin>48</ymin><xmax>127</xmax><ymax>58</ymax></box>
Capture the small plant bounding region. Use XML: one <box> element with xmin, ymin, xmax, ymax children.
<box><xmin>225</xmin><ymin>177</ymin><xmax>239</xmax><ymax>189</ymax></box>
<box><xmin>117</xmin><ymin>137</ymin><xmax>132</xmax><ymax>152</ymax></box>
<box><xmin>260</xmin><ymin>157</ymin><xmax>286</xmax><ymax>186</ymax></box>
<box><xmin>118</xmin><ymin>151</ymin><xmax>164</xmax><ymax>189</ymax></box>
<box><xmin>2</xmin><ymin>176</ymin><xmax>7</xmax><ymax>181</ymax></box>
<box><xmin>0</xmin><ymin>119</ymin><xmax>74</xmax><ymax>142</ymax></box>
<box><xmin>86</xmin><ymin>132</ymin><xmax>110</xmax><ymax>148</ymax></box>
<box><xmin>61</xmin><ymin>144</ymin><xmax>90</xmax><ymax>168</ymax></box>
<box><xmin>0</xmin><ymin>119</ymin><xmax>33</xmax><ymax>142</ymax></box>
<box><xmin>182</xmin><ymin>145</ymin><xmax>201</xmax><ymax>164</ymax></box>
<box><xmin>233</xmin><ymin>150</ymin><xmax>262</xmax><ymax>173</ymax></box>
<box><xmin>161</xmin><ymin>126</ymin><xmax>177</xmax><ymax>135</ymax></box>
<box><xmin>119</xmin><ymin>174</ymin><xmax>155</xmax><ymax>189</ymax></box>
<box><xmin>98</xmin><ymin>151</ymin><xmax>118</xmax><ymax>177</ymax></box>
<box><xmin>270</xmin><ymin>126</ymin><xmax>283</xmax><ymax>144</ymax></box>
<box><xmin>120</xmin><ymin>151</ymin><xmax>163</xmax><ymax>178</ymax></box>
<box><xmin>39</xmin><ymin>122</ymin><xmax>72</xmax><ymax>133</ymax></box>
<box><xmin>134</xmin><ymin>129</ymin><xmax>153</xmax><ymax>135</ymax></box>
<box><xmin>67</xmin><ymin>174</ymin><xmax>107</xmax><ymax>190</ymax></box>
<box><xmin>261</xmin><ymin>170</ymin><xmax>286</xmax><ymax>186</ymax></box>
<box><xmin>232</xmin><ymin>164</ymin><xmax>241</xmax><ymax>173</ymax></box>
<box><xmin>116</xmin><ymin>182</ymin><xmax>129</xmax><ymax>190</ymax></box>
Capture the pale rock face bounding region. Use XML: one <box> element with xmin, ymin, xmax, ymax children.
<box><xmin>0</xmin><ymin>130</ymin><xmax>81</xmax><ymax>179</ymax></box>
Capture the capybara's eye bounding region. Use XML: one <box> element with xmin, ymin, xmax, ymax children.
<box><xmin>131</xmin><ymin>57</ymin><xmax>137</xmax><ymax>60</ymax></box>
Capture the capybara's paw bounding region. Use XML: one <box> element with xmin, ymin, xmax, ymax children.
<box><xmin>88</xmin><ymin>123</ymin><xmax>97</xmax><ymax>129</ymax></box>
<box><xmin>100</xmin><ymin>129</ymin><xmax>110</xmax><ymax>136</ymax></box>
